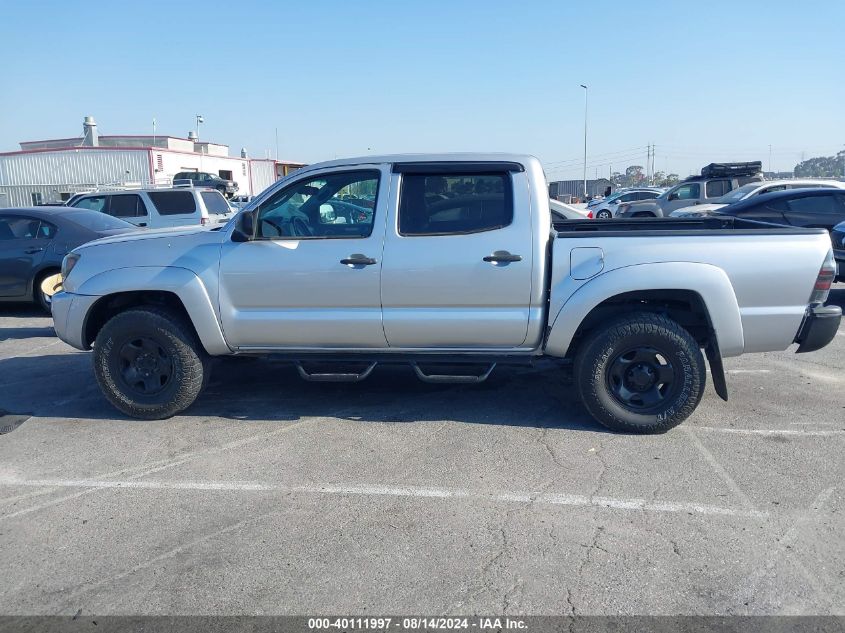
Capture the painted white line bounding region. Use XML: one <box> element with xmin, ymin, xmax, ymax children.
<box><xmin>0</xmin><ymin>419</ymin><xmax>314</xmax><ymax>521</ymax></box>
<box><xmin>0</xmin><ymin>477</ymin><xmax>770</xmax><ymax>519</ymax></box>
<box><xmin>694</xmin><ymin>426</ymin><xmax>845</xmax><ymax>437</ymax></box>
<box><xmin>1</xmin><ymin>338</ymin><xmax>62</xmax><ymax>359</ymax></box>
<box><xmin>705</xmin><ymin>369</ymin><xmax>771</xmax><ymax>374</ymax></box>
<box><xmin>685</xmin><ymin>428</ymin><xmax>757</xmax><ymax>510</ymax></box>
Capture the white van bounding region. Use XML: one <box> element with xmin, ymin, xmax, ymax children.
<box><xmin>68</xmin><ymin>188</ymin><xmax>236</xmax><ymax>229</ymax></box>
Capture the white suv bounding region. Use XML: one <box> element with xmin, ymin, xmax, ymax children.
<box><xmin>69</xmin><ymin>188</ymin><xmax>236</xmax><ymax>229</ymax></box>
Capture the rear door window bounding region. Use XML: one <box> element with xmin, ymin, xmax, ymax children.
<box><xmin>108</xmin><ymin>194</ymin><xmax>146</xmax><ymax>218</ymax></box>
<box><xmin>706</xmin><ymin>180</ymin><xmax>731</xmax><ymax>198</ymax></box>
<box><xmin>147</xmin><ymin>191</ymin><xmax>198</xmax><ymax>215</ymax></box>
<box><xmin>636</xmin><ymin>191</ymin><xmax>659</xmax><ymax>200</ymax></box>
<box><xmin>785</xmin><ymin>194</ymin><xmax>842</xmax><ymax>215</ymax></box>
<box><xmin>398</xmin><ymin>173</ymin><xmax>512</xmax><ymax>236</ymax></box>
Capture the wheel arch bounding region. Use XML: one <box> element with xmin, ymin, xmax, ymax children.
<box><xmin>77</xmin><ymin>267</ymin><xmax>231</xmax><ymax>355</ymax></box>
<box><xmin>544</xmin><ymin>262</ymin><xmax>744</xmax><ymax>360</ymax></box>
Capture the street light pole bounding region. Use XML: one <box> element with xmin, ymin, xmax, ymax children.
<box><xmin>196</xmin><ymin>114</ymin><xmax>204</xmax><ymax>143</ymax></box>
<box><xmin>580</xmin><ymin>84</ymin><xmax>588</xmax><ymax>200</ymax></box>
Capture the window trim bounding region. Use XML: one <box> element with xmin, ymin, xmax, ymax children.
<box><xmin>253</xmin><ymin>168</ymin><xmax>381</xmax><ymax>241</ymax></box>
<box><xmin>397</xmin><ymin>171</ymin><xmax>515</xmax><ymax>238</ymax></box>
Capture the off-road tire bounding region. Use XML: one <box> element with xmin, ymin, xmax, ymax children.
<box><xmin>574</xmin><ymin>312</ymin><xmax>705</xmax><ymax>433</ymax></box>
<box><xmin>93</xmin><ymin>307</ymin><xmax>210</xmax><ymax>419</ymax></box>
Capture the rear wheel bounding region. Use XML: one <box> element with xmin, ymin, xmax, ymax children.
<box><xmin>93</xmin><ymin>307</ymin><xmax>210</xmax><ymax>419</ymax></box>
<box><xmin>574</xmin><ymin>312</ymin><xmax>705</xmax><ymax>433</ymax></box>
<box><xmin>595</xmin><ymin>209</ymin><xmax>612</xmax><ymax>219</ymax></box>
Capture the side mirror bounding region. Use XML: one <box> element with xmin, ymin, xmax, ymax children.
<box><xmin>668</xmin><ymin>193</ymin><xmax>678</xmax><ymax>201</ymax></box>
<box><xmin>231</xmin><ymin>211</ymin><xmax>256</xmax><ymax>242</ymax></box>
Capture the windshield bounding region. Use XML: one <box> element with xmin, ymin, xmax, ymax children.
<box><xmin>713</xmin><ymin>183</ymin><xmax>758</xmax><ymax>204</ymax></box>
<box><xmin>63</xmin><ymin>210</ymin><xmax>134</xmax><ymax>232</ymax></box>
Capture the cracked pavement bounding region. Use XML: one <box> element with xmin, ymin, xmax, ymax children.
<box><xmin>0</xmin><ymin>289</ymin><xmax>844</xmax><ymax>615</ymax></box>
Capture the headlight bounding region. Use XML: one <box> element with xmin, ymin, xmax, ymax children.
<box><xmin>61</xmin><ymin>252</ymin><xmax>80</xmax><ymax>279</ymax></box>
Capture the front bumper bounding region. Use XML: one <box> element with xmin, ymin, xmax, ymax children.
<box><xmin>51</xmin><ymin>291</ymin><xmax>100</xmax><ymax>350</ymax></box>
<box><xmin>794</xmin><ymin>304</ymin><xmax>842</xmax><ymax>353</ymax></box>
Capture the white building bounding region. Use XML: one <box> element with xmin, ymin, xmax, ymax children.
<box><xmin>0</xmin><ymin>116</ymin><xmax>305</xmax><ymax>207</ymax></box>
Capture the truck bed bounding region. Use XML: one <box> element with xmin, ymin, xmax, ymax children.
<box><xmin>552</xmin><ymin>216</ymin><xmax>827</xmax><ymax>236</ymax></box>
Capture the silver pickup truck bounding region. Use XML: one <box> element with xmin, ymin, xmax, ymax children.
<box><xmin>52</xmin><ymin>153</ymin><xmax>841</xmax><ymax>433</ymax></box>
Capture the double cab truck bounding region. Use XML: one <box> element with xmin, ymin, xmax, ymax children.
<box><xmin>51</xmin><ymin>154</ymin><xmax>841</xmax><ymax>433</ymax></box>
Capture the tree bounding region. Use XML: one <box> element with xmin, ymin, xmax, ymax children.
<box><xmin>625</xmin><ymin>165</ymin><xmax>645</xmax><ymax>186</ymax></box>
<box><xmin>793</xmin><ymin>150</ymin><xmax>845</xmax><ymax>178</ymax></box>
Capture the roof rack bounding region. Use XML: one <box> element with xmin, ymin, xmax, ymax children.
<box><xmin>700</xmin><ymin>162</ymin><xmax>762</xmax><ymax>178</ymax></box>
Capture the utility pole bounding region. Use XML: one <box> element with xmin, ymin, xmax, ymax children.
<box><xmin>580</xmin><ymin>84</ymin><xmax>588</xmax><ymax>200</ymax></box>
<box><xmin>768</xmin><ymin>144</ymin><xmax>772</xmax><ymax>175</ymax></box>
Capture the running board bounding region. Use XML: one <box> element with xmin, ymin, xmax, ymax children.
<box><xmin>294</xmin><ymin>361</ymin><xmax>377</xmax><ymax>383</ymax></box>
<box><xmin>410</xmin><ymin>362</ymin><xmax>496</xmax><ymax>384</ymax></box>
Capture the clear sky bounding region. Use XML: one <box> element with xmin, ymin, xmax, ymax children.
<box><xmin>1</xmin><ymin>0</ymin><xmax>843</xmax><ymax>179</ymax></box>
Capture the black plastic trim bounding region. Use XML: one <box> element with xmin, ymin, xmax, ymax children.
<box><xmin>260</xmin><ymin>352</ymin><xmax>538</xmax><ymax>366</ymax></box>
<box><xmin>392</xmin><ymin>161</ymin><xmax>525</xmax><ymax>174</ymax></box>
<box><xmin>794</xmin><ymin>305</ymin><xmax>842</xmax><ymax>353</ymax></box>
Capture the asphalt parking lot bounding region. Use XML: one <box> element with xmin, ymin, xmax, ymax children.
<box><xmin>0</xmin><ymin>289</ymin><xmax>843</xmax><ymax>616</ymax></box>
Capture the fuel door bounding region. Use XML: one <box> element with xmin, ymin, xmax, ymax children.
<box><xmin>570</xmin><ymin>247</ymin><xmax>604</xmax><ymax>280</ymax></box>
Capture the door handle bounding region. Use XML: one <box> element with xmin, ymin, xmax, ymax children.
<box><xmin>340</xmin><ymin>254</ymin><xmax>377</xmax><ymax>266</ymax></box>
<box><xmin>25</xmin><ymin>247</ymin><xmax>44</xmax><ymax>254</ymax></box>
<box><xmin>483</xmin><ymin>250</ymin><xmax>522</xmax><ymax>263</ymax></box>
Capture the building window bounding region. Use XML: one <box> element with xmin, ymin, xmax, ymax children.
<box><xmin>242</xmin><ymin>163</ymin><xmax>247</xmax><ymax>176</ymax></box>
<box><xmin>156</xmin><ymin>154</ymin><xmax>164</xmax><ymax>171</ymax></box>
<box><xmin>31</xmin><ymin>192</ymin><xmax>43</xmax><ymax>205</ymax></box>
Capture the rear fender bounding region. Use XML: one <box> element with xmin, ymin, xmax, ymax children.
<box><xmin>544</xmin><ymin>262</ymin><xmax>744</xmax><ymax>358</ymax></box>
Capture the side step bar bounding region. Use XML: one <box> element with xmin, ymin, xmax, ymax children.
<box><xmin>294</xmin><ymin>361</ymin><xmax>377</xmax><ymax>383</ymax></box>
<box><xmin>410</xmin><ymin>362</ymin><xmax>496</xmax><ymax>384</ymax></box>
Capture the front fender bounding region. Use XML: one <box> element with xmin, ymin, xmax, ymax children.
<box><xmin>76</xmin><ymin>266</ymin><xmax>231</xmax><ymax>355</ymax></box>
<box><xmin>544</xmin><ymin>262</ymin><xmax>745</xmax><ymax>358</ymax></box>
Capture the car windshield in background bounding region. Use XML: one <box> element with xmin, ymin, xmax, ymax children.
<box><xmin>201</xmin><ymin>191</ymin><xmax>231</xmax><ymax>214</ymax></box>
<box><xmin>715</xmin><ymin>183</ymin><xmax>758</xmax><ymax>204</ymax></box>
<box><xmin>64</xmin><ymin>210</ymin><xmax>134</xmax><ymax>232</ymax></box>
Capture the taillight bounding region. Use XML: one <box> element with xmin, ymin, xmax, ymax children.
<box><xmin>809</xmin><ymin>250</ymin><xmax>836</xmax><ymax>305</ymax></box>
<box><xmin>587</xmin><ymin>210</ymin><xmax>594</xmax><ymax>219</ymax></box>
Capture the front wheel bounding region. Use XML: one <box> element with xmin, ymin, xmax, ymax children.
<box><xmin>93</xmin><ymin>307</ymin><xmax>210</xmax><ymax>419</ymax></box>
<box><xmin>574</xmin><ymin>312</ymin><xmax>705</xmax><ymax>433</ymax></box>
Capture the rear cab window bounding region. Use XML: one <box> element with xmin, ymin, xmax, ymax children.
<box><xmin>147</xmin><ymin>191</ymin><xmax>198</xmax><ymax>216</ymax></box>
<box><xmin>108</xmin><ymin>194</ymin><xmax>147</xmax><ymax>218</ymax></box>
<box><xmin>398</xmin><ymin>173</ymin><xmax>513</xmax><ymax>236</ymax></box>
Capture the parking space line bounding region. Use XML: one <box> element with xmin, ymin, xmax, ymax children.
<box><xmin>685</xmin><ymin>428</ymin><xmax>757</xmax><ymax>510</ymax></box>
<box><xmin>694</xmin><ymin>426</ymin><xmax>845</xmax><ymax>437</ymax></box>
<box><xmin>0</xmin><ymin>476</ymin><xmax>771</xmax><ymax>519</ymax></box>
<box><xmin>0</xmin><ymin>419</ymin><xmax>314</xmax><ymax>521</ymax></box>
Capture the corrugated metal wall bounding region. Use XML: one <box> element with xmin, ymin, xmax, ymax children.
<box><xmin>549</xmin><ymin>179</ymin><xmax>612</xmax><ymax>200</ymax></box>
<box><xmin>0</xmin><ymin>149</ymin><xmax>151</xmax><ymax>206</ymax></box>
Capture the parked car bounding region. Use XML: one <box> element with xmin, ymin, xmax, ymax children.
<box><xmin>831</xmin><ymin>221</ymin><xmax>845</xmax><ymax>282</ymax></box>
<box><xmin>0</xmin><ymin>207</ymin><xmax>133</xmax><ymax>312</ymax></box>
<box><xmin>229</xmin><ymin>195</ymin><xmax>254</xmax><ymax>210</ymax></box>
<box><xmin>617</xmin><ymin>162</ymin><xmax>763</xmax><ymax>218</ymax></box>
<box><xmin>52</xmin><ymin>153</ymin><xmax>841</xmax><ymax>434</ymax></box>
<box><xmin>68</xmin><ymin>188</ymin><xmax>236</xmax><ymax>229</ymax></box>
<box><xmin>670</xmin><ymin>188</ymin><xmax>845</xmax><ymax>231</ymax></box>
<box><xmin>670</xmin><ymin>179</ymin><xmax>845</xmax><ymax>217</ymax></box>
<box><xmin>550</xmin><ymin>199</ymin><xmax>591</xmax><ymax>220</ymax></box>
<box><xmin>589</xmin><ymin>188</ymin><xmax>662</xmax><ymax>219</ymax></box>
<box><xmin>173</xmin><ymin>171</ymin><xmax>238</xmax><ymax>197</ymax></box>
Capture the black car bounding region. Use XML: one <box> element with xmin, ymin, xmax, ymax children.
<box><xmin>173</xmin><ymin>171</ymin><xmax>238</xmax><ymax>197</ymax></box>
<box><xmin>711</xmin><ymin>188</ymin><xmax>845</xmax><ymax>231</ymax></box>
<box><xmin>831</xmin><ymin>220</ymin><xmax>845</xmax><ymax>282</ymax></box>
<box><xmin>0</xmin><ymin>207</ymin><xmax>134</xmax><ymax>312</ymax></box>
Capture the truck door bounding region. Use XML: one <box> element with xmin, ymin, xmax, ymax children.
<box><xmin>665</xmin><ymin>182</ymin><xmax>701</xmax><ymax>212</ymax></box>
<box><xmin>380</xmin><ymin>165</ymin><xmax>534</xmax><ymax>348</ymax></box>
<box><xmin>218</xmin><ymin>167</ymin><xmax>389</xmax><ymax>349</ymax></box>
